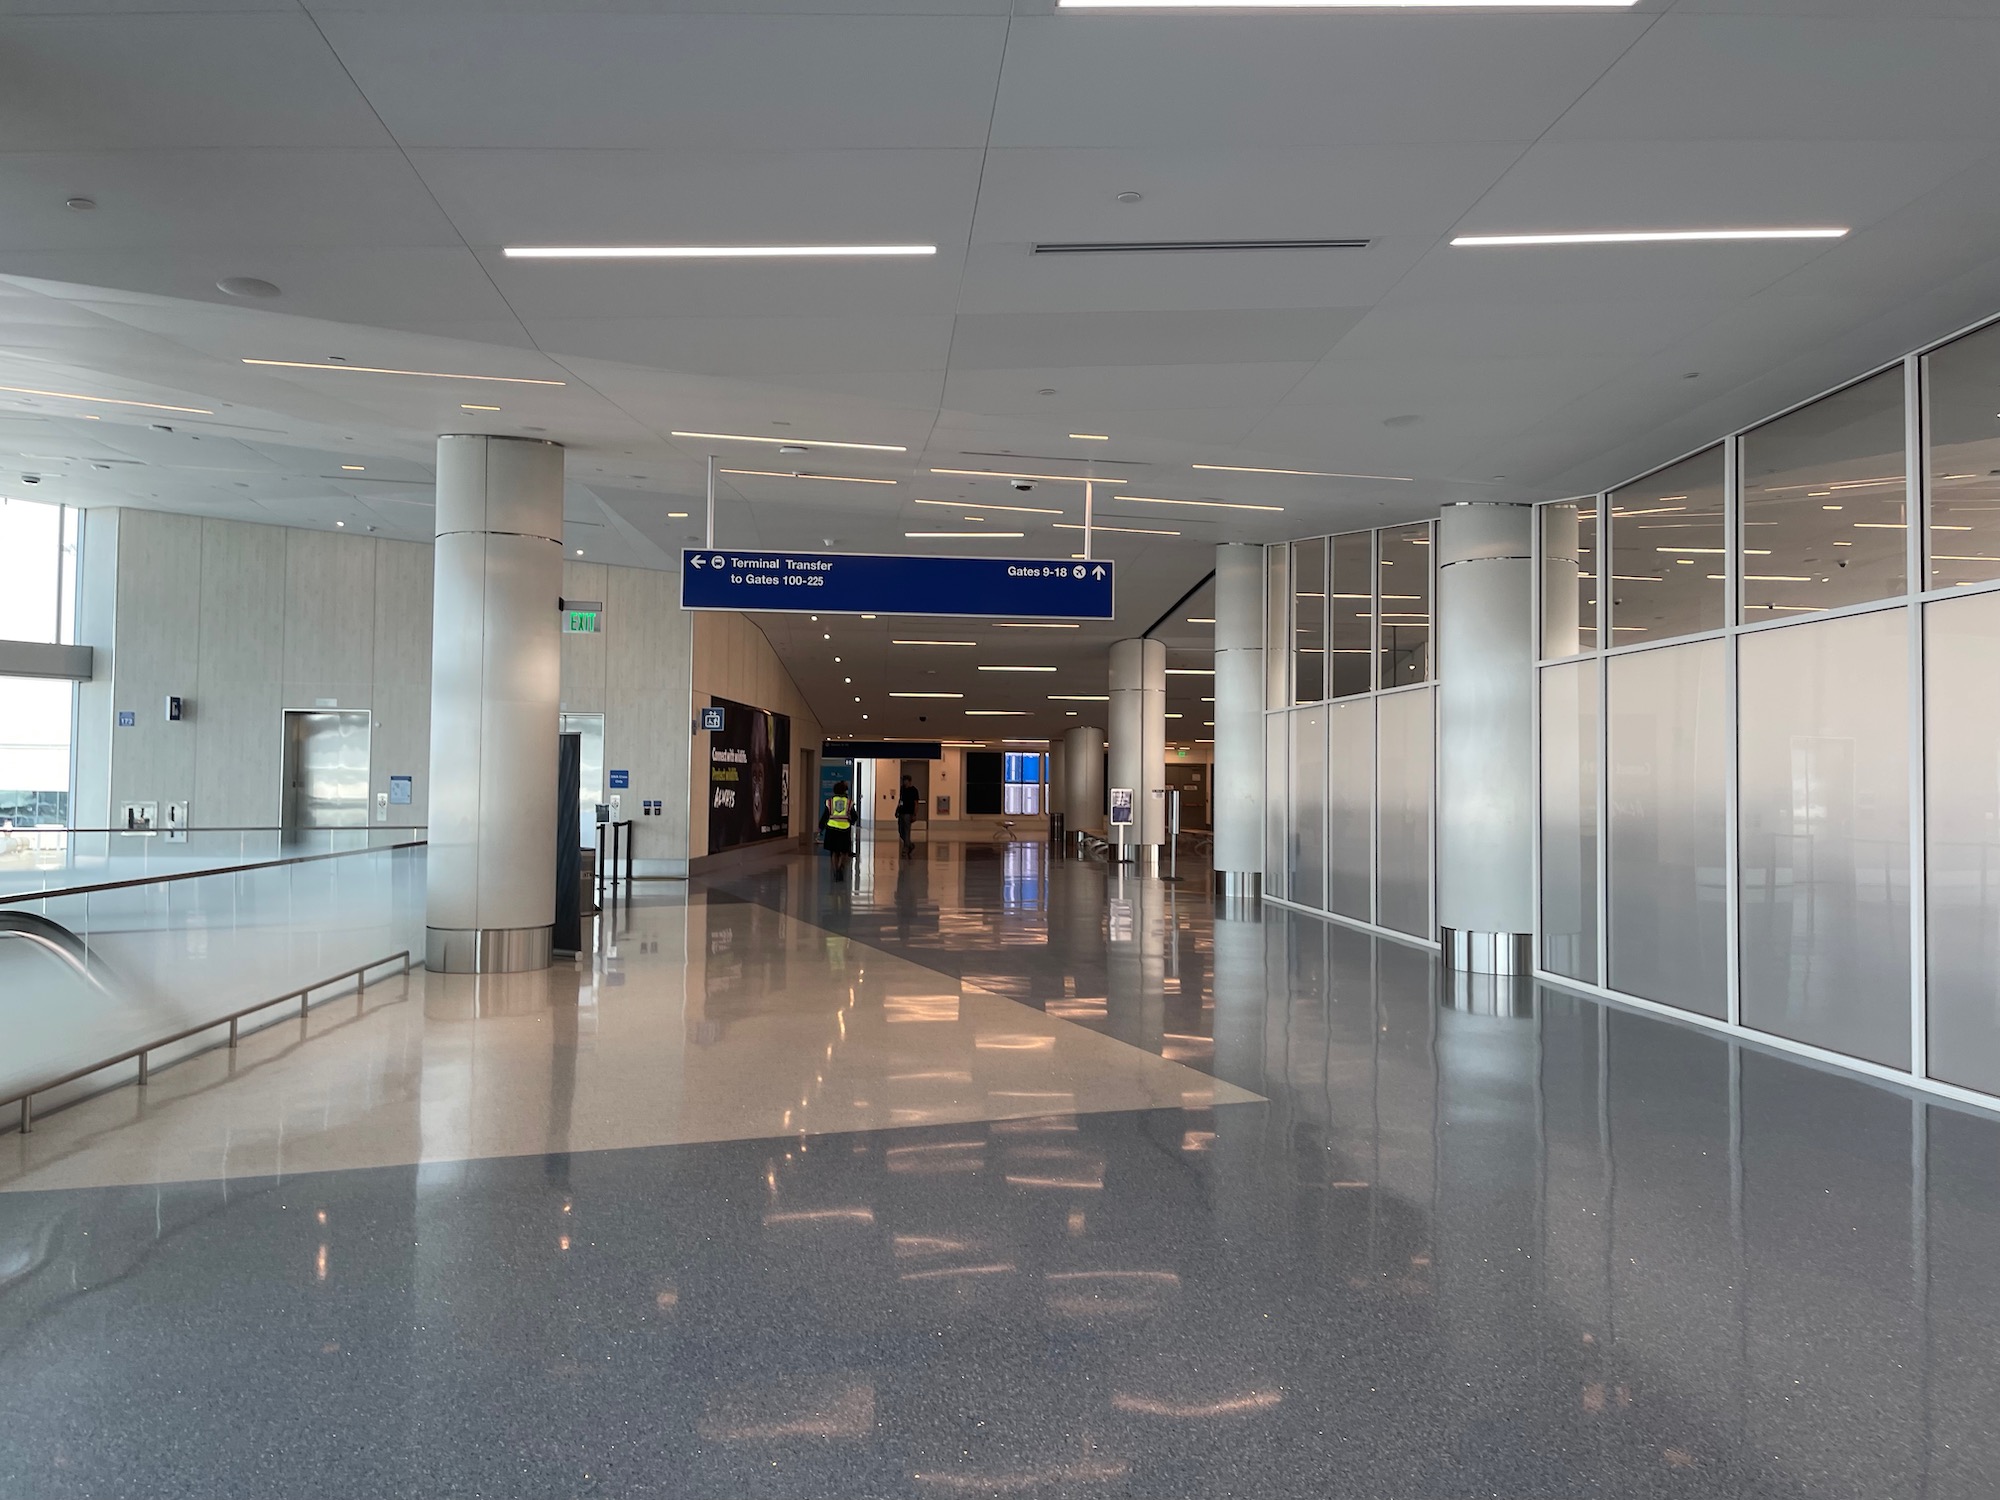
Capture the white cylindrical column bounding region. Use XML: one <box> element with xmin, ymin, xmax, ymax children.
<box><xmin>1108</xmin><ymin>637</ymin><xmax>1166</xmax><ymax>866</ymax></box>
<box><xmin>426</xmin><ymin>435</ymin><xmax>565</xmax><ymax>973</ymax></box>
<box><xmin>1063</xmin><ymin>725</ymin><xmax>1105</xmax><ymax>835</ymax></box>
<box><xmin>1436</xmin><ymin>502</ymin><xmax>1535</xmax><ymax>975</ymax></box>
<box><xmin>1212</xmin><ymin>542</ymin><xmax>1265</xmax><ymax>897</ymax></box>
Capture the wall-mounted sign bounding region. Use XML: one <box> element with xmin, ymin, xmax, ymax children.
<box><xmin>1109</xmin><ymin>787</ymin><xmax>1134</xmax><ymax>826</ymax></box>
<box><xmin>701</xmin><ymin>706</ymin><xmax>726</xmax><ymax>732</ymax></box>
<box><xmin>389</xmin><ymin>774</ymin><xmax>413</xmax><ymax>806</ymax></box>
<box><xmin>608</xmin><ymin>769</ymin><xmax>630</xmax><ymax>789</ymax></box>
<box><xmin>681</xmin><ymin>548</ymin><xmax>1114</xmax><ymax>620</ymax></box>
<box><xmin>708</xmin><ymin>695</ymin><xmax>791</xmax><ymax>854</ymax></box>
<box><xmin>564</xmin><ymin>610</ymin><xmax>600</xmax><ymax>634</ymax></box>
<box><xmin>117</xmin><ymin>710</ymin><xmax>135</xmax><ymax>728</ymax></box>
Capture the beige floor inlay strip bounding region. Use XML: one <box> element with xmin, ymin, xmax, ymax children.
<box><xmin>2</xmin><ymin>892</ymin><xmax>1259</xmax><ymax>1193</ymax></box>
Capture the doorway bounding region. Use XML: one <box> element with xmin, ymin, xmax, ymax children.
<box><xmin>899</xmin><ymin>759</ymin><xmax>931</xmax><ymax>828</ymax></box>
<box><xmin>560</xmin><ymin>711</ymin><xmax>605</xmax><ymax>847</ymax></box>
<box><xmin>281</xmin><ymin>710</ymin><xmax>371</xmax><ymax>831</ymax></box>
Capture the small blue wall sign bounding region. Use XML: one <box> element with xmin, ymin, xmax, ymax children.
<box><xmin>608</xmin><ymin>769</ymin><xmax>630</xmax><ymax>790</ymax></box>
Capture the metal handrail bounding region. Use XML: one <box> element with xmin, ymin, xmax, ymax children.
<box><xmin>4</xmin><ymin>948</ymin><xmax>412</xmax><ymax>1135</ymax></box>
<box><xmin>0</xmin><ymin>837</ymin><xmax>427</xmax><ymax>907</ymax></box>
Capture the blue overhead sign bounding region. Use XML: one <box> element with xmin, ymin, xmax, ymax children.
<box><xmin>681</xmin><ymin>548</ymin><xmax>1114</xmax><ymax>620</ymax></box>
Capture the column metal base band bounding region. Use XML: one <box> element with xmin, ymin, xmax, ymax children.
<box><xmin>426</xmin><ymin>925</ymin><xmax>553</xmax><ymax>974</ymax></box>
<box><xmin>1438</xmin><ymin>927</ymin><xmax>1534</xmax><ymax>976</ymax></box>
<box><xmin>1213</xmin><ymin>870</ymin><xmax>1262</xmax><ymax>899</ymax></box>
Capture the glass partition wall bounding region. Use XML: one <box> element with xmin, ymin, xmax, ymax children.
<box><xmin>1266</xmin><ymin>522</ymin><xmax>1434</xmax><ymax>943</ymax></box>
<box><xmin>1535</xmin><ymin>311</ymin><xmax>2000</xmax><ymax>1109</ymax></box>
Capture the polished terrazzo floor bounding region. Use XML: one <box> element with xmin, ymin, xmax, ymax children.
<box><xmin>4</xmin><ymin>833</ymin><xmax>1999</xmax><ymax>1498</ymax></box>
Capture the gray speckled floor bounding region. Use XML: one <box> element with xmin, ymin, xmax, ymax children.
<box><xmin>3</xmin><ymin>839</ymin><xmax>1997</xmax><ymax>1498</ymax></box>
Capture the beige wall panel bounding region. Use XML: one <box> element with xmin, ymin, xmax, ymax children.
<box><xmin>193</xmin><ymin>518</ymin><xmax>286</xmax><ymax>826</ymax></box>
<box><xmin>608</xmin><ymin>564</ymin><xmax>693</xmax><ymax>868</ymax></box>
<box><xmin>110</xmin><ymin>509</ymin><xmax>202</xmax><ymax>812</ymax></box>
<box><xmin>559</xmin><ymin>560</ymin><xmax>609</xmax><ymax>713</ymax></box>
<box><xmin>283</xmin><ymin>528</ymin><xmax>376</xmax><ymax>707</ymax></box>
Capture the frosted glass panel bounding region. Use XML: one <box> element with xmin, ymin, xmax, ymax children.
<box><xmin>1739</xmin><ymin>608</ymin><xmax>1911</xmax><ymax>1066</ymax></box>
<box><xmin>1289</xmin><ymin>708</ymin><xmax>1327</xmax><ymax>910</ymax></box>
<box><xmin>1265</xmin><ymin>716</ymin><xmax>1287</xmax><ymax>893</ymax></box>
<box><xmin>1608</xmin><ymin>639</ymin><xmax>1728</xmax><ymax>1017</ymax></box>
<box><xmin>1326</xmin><ymin>699</ymin><xmax>1374</xmax><ymax>920</ymax></box>
<box><xmin>1925</xmin><ymin>592</ymin><xmax>2000</xmax><ymax>1090</ymax></box>
<box><xmin>1539</xmin><ymin>660</ymin><xmax>1598</xmax><ymax>983</ymax></box>
<box><xmin>1376</xmin><ymin>688</ymin><xmax>1432</xmax><ymax>939</ymax></box>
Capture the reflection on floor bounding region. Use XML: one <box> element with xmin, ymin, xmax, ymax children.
<box><xmin>4</xmin><ymin>833</ymin><xmax>1999</xmax><ymax>1499</ymax></box>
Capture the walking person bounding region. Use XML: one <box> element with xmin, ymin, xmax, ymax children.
<box><xmin>895</xmin><ymin>776</ymin><xmax>920</xmax><ymax>858</ymax></box>
<box><xmin>821</xmin><ymin>780</ymin><xmax>854</xmax><ymax>882</ymax></box>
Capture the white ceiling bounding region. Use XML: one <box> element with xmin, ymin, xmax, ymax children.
<box><xmin>4</xmin><ymin>0</ymin><xmax>2000</xmax><ymax>740</ymax></box>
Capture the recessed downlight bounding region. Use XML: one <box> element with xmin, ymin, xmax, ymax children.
<box><xmin>1452</xmin><ymin>228</ymin><xmax>1848</xmax><ymax>247</ymax></box>
<box><xmin>504</xmin><ymin>244</ymin><xmax>936</xmax><ymax>259</ymax></box>
<box><xmin>216</xmin><ymin>276</ymin><xmax>281</xmax><ymax>299</ymax></box>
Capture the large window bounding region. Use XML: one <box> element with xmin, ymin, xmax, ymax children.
<box><xmin>1740</xmin><ymin>367</ymin><xmax>1908</xmax><ymax>619</ymax></box>
<box><xmin>1002</xmin><ymin>752</ymin><xmax>1044</xmax><ymax>815</ymax></box>
<box><xmin>1924</xmin><ymin>320</ymin><xmax>2000</xmax><ymax>590</ymax></box>
<box><xmin>1608</xmin><ymin>445</ymin><xmax>1726</xmax><ymax>643</ymax></box>
<box><xmin>0</xmin><ymin>497</ymin><xmax>79</xmax><ymax>834</ymax></box>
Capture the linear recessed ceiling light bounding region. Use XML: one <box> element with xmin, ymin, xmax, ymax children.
<box><xmin>1035</xmin><ymin>237</ymin><xmax>1370</xmax><ymax>253</ymax></box>
<box><xmin>891</xmin><ymin>691</ymin><xmax>965</xmax><ymax>698</ymax></box>
<box><xmin>340</xmin><ymin>465</ymin><xmax>366</xmax><ymax>472</ymax></box>
<box><xmin>1453</xmin><ymin>228</ymin><xmax>1847</xmax><ymax>248</ymax></box>
<box><xmin>1187</xmin><ymin>616</ymin><xmax>1216</xmax><ymax>623</ymax></box>
<box><xmin>672</xmin><ymin>430</ymin><xmax>905</xmax><ymax>452</ymax></box>
<box><xmin>994</xmin><ymin>621</ymin><xmax>1079</xmax><ymax>629</ymax></box>
<box><xmin>965</xmin><ymin>710</ymin><xmax>1029</xmax><ymax>716</ymax></box>
<box><xmin>1166</xmin><ymin>668</ymin><xmax>1215</xmax><ymax>675</ymax></box>
<box><xmin>0</xmin><ymin>383</ymin><xmax>213</xmax><ymax>415</ymax></box>
<box><xmin>1062</xmin><ymin>1</ymin><xmax>1636</xmax><ymax>8</ymax></box>
<box><xmin>906</xmin><ymin>530</ymin><xmax>1026</xmax><ymax>539</ymax></box>
<box><xmin>1193</xmin><ymin>463</ymin><xmax>1412</xmax><ymax>481</ymax></box>
<box><xmin>1053</xmin><ymin>521</ymin><xmax>1178</xmax><ymax>536</ymax></box>
<box><xmin>932</xmin><ymin>468</ymin><xmax>1126</xmax><ymax>485</ymax></box>
<box><xmin>914</xmin><ymin>497</ymin><xmax>1063</xmax><ymax>515</ymax></box>
<box><xmin>893</xmin><ymin>639</ymin><xmax>977</xmax><ymax>646</ymax></box>
<box><xmin>1118</xmin><ymin>495</ymin><xmax>1283</xmax><ymax>513</ymax></box>
<box><xmin>723</xmin><ymin>468</ymin><xmax>897</xmax><ymax>485</ymax></box>
<box><xmin>242</xmin><ymin>359</ymin><xmax>565</xmax><ymax>386</ymax></box>
<box><xmin>505</xmin><ymin>244</ymin><xmax>935</xmax><ymax>259</ymax></box>
<box><xmin>1070</xmin><ymin>434</ymin><xmax>1109</xmax><ymax>441</ymax></box>
<box><xmin>979</xmin><ymin>665</ymin><xmax>1058</xmax><ymax>672</ymax></box>
<box><xmin>461</xmin><ymin>403</ymin><xmax>501</xmax><ymax>412</ymax></box>
<box><xmin>1050</xmin><ymin>694</ymin><xmax>1110</xmax><ymax>701</ymax></box>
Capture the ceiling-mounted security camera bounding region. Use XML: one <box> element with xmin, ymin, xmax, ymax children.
<box><xmin>1010</xmin><ymin>479</ymin><xmax>1034</xmax><ymax>492</ymax></box>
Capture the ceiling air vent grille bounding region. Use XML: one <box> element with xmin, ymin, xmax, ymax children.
<box><xmin>1032</xmin><ymin>238</ymin><xmax>1371</xmax><ymax>255</ymax></box>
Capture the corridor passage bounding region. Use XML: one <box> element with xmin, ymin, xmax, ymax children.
<box><xmin>3</xmin><ymin>836</ymin><xmax>1994</xmax><ymax>1499</ymax></box>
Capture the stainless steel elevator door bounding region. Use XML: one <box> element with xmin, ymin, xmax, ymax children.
<box><xmin>559</xmin><ymin>712</ymin><xmax>605</xmax><ymax>847</ymax></box>
<box><xmin>282</xmin><ymin>711</ymin><xmax>372</xmax><ymax>830</ymax></box>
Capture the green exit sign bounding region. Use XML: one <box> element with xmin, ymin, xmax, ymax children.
<box><xmin>565</xmin><ymin>610</ymin><xmax>600</xmax><ymax>634</ymax></box>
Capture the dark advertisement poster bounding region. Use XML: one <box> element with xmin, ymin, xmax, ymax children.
<box><xmin>707</xmin><ymin>695</ymin><xmax>791</xmax><ymax>854</ymax></box>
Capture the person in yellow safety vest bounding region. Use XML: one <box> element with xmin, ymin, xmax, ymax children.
<box><xmin>821</xmin><ymin>780</ymin><xmax>854</xmax><ymax>882</ymax></box>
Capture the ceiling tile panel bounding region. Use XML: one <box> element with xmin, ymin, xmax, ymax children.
<box><xmin>315</xmin><ymin>14</ymin><xmax>1010</xmax><ymax>149</ymax></box>
<box><xmin>0</xmin><ymin>14</ymin><xmax>390</xmax><ymax>149</ymax></box>
<box><xmin>947</xmin><ymin>308</ymin><xmax>1364</xmax><ymax>372</ymax></box>
<box><xmin>1548</xmin><ymin>15</ymin><xmax>2000</xmax><ymax>142</ymax></box>
<box><xmin>988</xmin><ymin>14</ymin><xmax>1650</xmax><ymax>150</ymax></box>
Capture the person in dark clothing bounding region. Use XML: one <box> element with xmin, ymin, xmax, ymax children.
<box><xmin>895</xmin><ymin>777</ymin><xmax>920</xmax><ymax>857</ymax></box>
